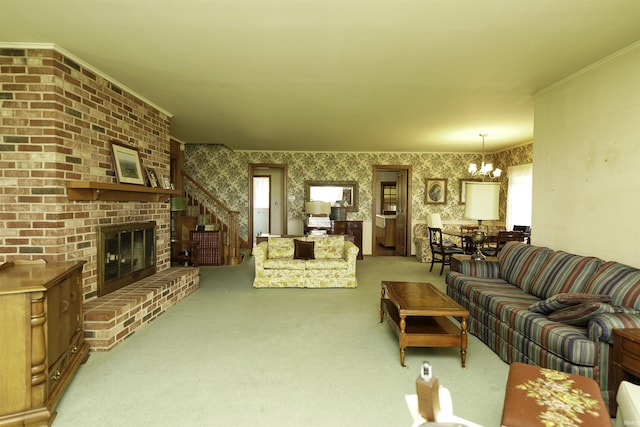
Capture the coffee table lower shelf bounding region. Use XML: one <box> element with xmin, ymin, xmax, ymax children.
<box><xmin>380</xmin><ymin>298</ymin><xmax>467</xmax><ymax>367</ymax></box>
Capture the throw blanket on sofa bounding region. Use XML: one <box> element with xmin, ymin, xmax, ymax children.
<box><xmin>445</xmin><ymin>242</ymin><xmax>640</xmax><ymax>415</ymax></box>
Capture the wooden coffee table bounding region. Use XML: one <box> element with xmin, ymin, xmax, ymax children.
<box><xmin>380</xmin><ymin>281</ymin><xmax>469</xmax><ymax>367</ymax></box>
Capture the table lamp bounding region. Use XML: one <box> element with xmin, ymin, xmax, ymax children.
<box><xmin>464</xmin><ymin>182</ymin><xmax>500</xmax><ymax>260</ymax></box>
<box><xmin>426</xmin><ymin>213</ymin><xmax>444</xmax><ymax>229</ymax></box>
<box><xmin>305</xmin><ymin>201</ymin><xmax>331</xmax><ymax>216</ymax></box>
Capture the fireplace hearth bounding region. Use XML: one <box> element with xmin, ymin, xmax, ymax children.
<box><xmin>97</xmin><ymin>221</ymin><xmax>156</xmax><ymax>296</ymax></box>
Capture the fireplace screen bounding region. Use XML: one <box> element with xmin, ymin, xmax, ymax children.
<box><xmin>98</xmin><ymin>221</ymin><xmax>156</xmax><ymax>296</ymax></box>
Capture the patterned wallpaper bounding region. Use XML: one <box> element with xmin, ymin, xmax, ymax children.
<box><xmin>185</xmin><ymin>144</ymin><xmax>533</xmax><ymax>241</ymax></box>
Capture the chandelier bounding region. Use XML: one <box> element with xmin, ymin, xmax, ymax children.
<box><xmin>468</xmin><ymin>133</ymin><xmax>501</xmax><ymax>179</ymax></box>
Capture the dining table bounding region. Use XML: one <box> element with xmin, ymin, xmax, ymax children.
<box><xmin>442</xmin><ymin>229</ymin><xmax>500</xmax><ymax>254</ymax></box>
<box><xmin>443</xmin><ymin>228</ymin><xmax>531</xmax><ymax>254</ymax></box>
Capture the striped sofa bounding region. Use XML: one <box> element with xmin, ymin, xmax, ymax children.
<box><xmin>446</xmin><ymin>242</ymin><xmax>640</xmax><ymax>414</ymax></box>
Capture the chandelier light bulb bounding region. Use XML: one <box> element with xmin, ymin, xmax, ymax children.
<box><xmin>468</xmin><ymin>133</ymin><xmax>500</xmax><ymax>180</ymax></box>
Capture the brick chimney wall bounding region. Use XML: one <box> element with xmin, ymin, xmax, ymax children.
<box><xmin>0</xmin><ymin>46</ymin><xmax>172</xmax><ymax>301</ymax></box>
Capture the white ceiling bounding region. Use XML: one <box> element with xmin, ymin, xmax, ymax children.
<box><xmin>2</xmin><ymin>1</ymin><xmax>640</xmax><ymax>152</ymax></box>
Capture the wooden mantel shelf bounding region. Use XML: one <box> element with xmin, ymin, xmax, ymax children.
<box><xmin>66</xmin><ymin>181</ymin><xmax>180</xmax><ymax>202</ymax></box>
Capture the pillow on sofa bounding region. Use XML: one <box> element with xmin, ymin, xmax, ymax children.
<box><xmin>548</xmin><ymin>302</ymin><xmax>636</xmax><ymax>326</ymax></box>
<box><xmin>294</xmin><ymin>240</ymin><xmax>315</xmax><ymax>260</ymax></box>
<box><xmin>529</xmin><ymin>293</ymin><xmax>611</xmax><ymax>315</ymax></box>
<box><xmin>267</xmin><ymin>237</ymin><xmax>295</xmax><ymax>259</ymax></box>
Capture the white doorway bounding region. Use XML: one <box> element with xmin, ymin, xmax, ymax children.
<box><xmin>253</xmin><ymin>176</ymin><xmax>271</xmax><ymax>237</ymax></box>
<box><xmin>248</xmin><ymin>164</ymin><xmax>288</xmax><ymax>246</ymax></box>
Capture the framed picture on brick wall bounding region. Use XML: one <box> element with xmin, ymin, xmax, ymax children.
<box><xmin>111</xmin><ymin>141</ymin><xmax>145</xmax><ymax>185</ymax></box>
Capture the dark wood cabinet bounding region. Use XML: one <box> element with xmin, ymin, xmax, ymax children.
<box><xmin>191</xmin><ymin>230</ymin><xmax>223</xmax><ymax>265</ymax></box>
<box><xmin>0</xmin><ymin>261</ymin><xmax>89</xmax><ymax>426</ymax></box>
<box><xmin>330</xmin><ymin>220</ymin><xmax>363</xmax><ymax>260</ymax></box>
<box><xmin>611</xmin><ymin>328</ymin><xmax>640</xmax><ymax>414</ymax></box>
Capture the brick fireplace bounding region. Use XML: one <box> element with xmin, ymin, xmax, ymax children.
<box><xmin>0</xmin><ymin>45</ymin><xmax>172</xmax><ymax>300</ymax></box>
<box><xmin>1</xmin><ymin>45</ymin><xmax>202</xmax><ymax>350</ymax></box>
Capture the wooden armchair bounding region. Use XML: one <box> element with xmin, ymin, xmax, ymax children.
<box><xmin>428</xmin><ymin>227</ymin><xmax>464</xmax><ymax>275</ymax></box>
<box><xmin>483</xmin><ymin>231</ymin><xmax>524</xmax><ymax>257</ymax></box>
<box><xmin>460</xmin><ymin>225</ymin><xmax>479</xmax><ymax>254</ymax></box>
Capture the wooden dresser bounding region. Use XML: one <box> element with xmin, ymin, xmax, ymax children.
<box><xmin>330</xmin><ymin>220</ymin><xmax>363</xmax><ymax>260</ymax></box>
<box><xmin>611</xmin><ymin>328</ymin><xmax>640</xmax><ymax>414</ymax></box>
<box><xmin>0</xmin><ymin>261</ymin><xmax>89</xmax><ymax>427</ymax></box>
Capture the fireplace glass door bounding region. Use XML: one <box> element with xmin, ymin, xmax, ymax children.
<box><xmin>98</xmin><ymin>221</ymin><xmax>156</xmax><ymax>296</ymax></box>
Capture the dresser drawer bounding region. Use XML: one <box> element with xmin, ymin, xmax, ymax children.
<box><xmin>621</xmin><ymin>339</ymin><xmax>640</xmax><ymax>377</ymax></box>
<box><xmin>332</xmin><ymin>221</ymin><xmax>348</xmax><ymax>233</ymax></box>
<box><xmin>347</xmin><ymin>221</ymin><xmax>362</xmax><ymax>231</ymax></box>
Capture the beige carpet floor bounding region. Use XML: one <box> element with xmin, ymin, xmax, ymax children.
<box><xmin>55</xmin><ymin>253</ymin><xmax>509</xmax><ymax>427</ymax></box>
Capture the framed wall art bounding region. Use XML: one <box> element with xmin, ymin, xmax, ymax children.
<box><xmin>425</xmin><ymin>178</ymin><xmax>447</xmax><ymax>204</ymax></box>
<box><xmin>145</xmin><ymin>167</ymin><xmax>159</xmax><ymax>188</ymax></box>
<box><xmin>161</xmin><ymin>174</ymin><xmax>172</xmax><ymax>190</ymax></box>
<box><xmin>111</xmin><ymin>141</ymin><xmax>145</xmax><ymax>185</ymax></box>
<box><xmin>459</xmin><ymin>179</ymin><xmax>482</xmax><ymax>204</ymax></box>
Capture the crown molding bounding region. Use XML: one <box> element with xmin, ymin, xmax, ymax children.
<box><xmin>0</xmin><ymin>42</ymin><xmax>172</xmax><ymax>117</ymax></box>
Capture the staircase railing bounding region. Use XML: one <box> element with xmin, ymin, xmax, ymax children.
<box><xmin>182</xmin><ymin>173</ymin><xmax>243</xmax><ymax>265</ymax></box>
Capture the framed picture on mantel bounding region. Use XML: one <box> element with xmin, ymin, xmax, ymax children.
<box><xmin>111</xmin><ymin>141</ymin><xmax>145</xmax><ymax>185</ymax></box>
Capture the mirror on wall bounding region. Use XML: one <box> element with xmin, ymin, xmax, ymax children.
<box><xmin>304</xmin><ymin>181</ymin><xmax>358</xmax><ymax>212</ymax></box>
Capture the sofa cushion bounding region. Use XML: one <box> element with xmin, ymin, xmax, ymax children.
<box><xmin>529</xmin><ymin>293</ymin><xmax>611</xmax><ymax>315</ymax></box>
<box><xmin>307</xmin><ymin>235</ymin><xmax>344</xmax><ymax>259</ymax></box>
<box><xmin>528</xmin><ymin>251</ymin><xmax>602</xmax><ymax>299</ymax></box>
<box><xmin>294</xmin><ymin>240</ymin><xmax>315</xmax><ymax>260</ymax></box>
<box><xmin>548</xmin><ymin>302</ymin><xmax>636</xmax><ymax>326</ymax></box>
<box><xmin>448</xmin><ymin>274</ymin><xmax>539</xmax><ymax>321</ymax></box>
<box><xmin>305</xmin><ymin>259</ymin><xmax>348</xmax><ymax>270</ymax></box>
<box><xmin>267</xmin><ymin>237</ymin><xmax>295</xmax><ymax>259</ymax></box>
<box><xmin>509</xmin><ymin>309</ymin><xmax>598</xmax><ymax>366</ymax></box>
<box><xmin>460</xmin><ymin>282</ymin><xmax>598</xmax><ymax>366</ymax></box>
<box><xmin>263</xmin><ymin>258</ymin><xmax>306</xmax><ymax>270</ymax></box>
<box><xmin>455</xmin><ymin>259</ymin><xmax>500</xmax><ymax>277</ymax></box>
<box><xmin>582</xmin><ymin>261</ymin><xmax>640</xmax><ymax>309</ymax></box>
<box><xmin>498</xmin><ymin>242</ymin><xmax>551</xmax><ymax>293</ymax></box>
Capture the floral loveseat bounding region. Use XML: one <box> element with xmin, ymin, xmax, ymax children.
<box><xmin>253</xmin><ymin>235</ymin><xmax>359</xmax><ymax>288</ymax></box>
<box><xmin>445</xmin><ymin>241</ymin><xmax>640</xmax><ymax>414</ymax></box>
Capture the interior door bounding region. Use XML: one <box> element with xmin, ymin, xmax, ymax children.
<box><xmin>395</xmin><ymin>171</ymin><xmax>407</xmax><ymax>255</ymax></box>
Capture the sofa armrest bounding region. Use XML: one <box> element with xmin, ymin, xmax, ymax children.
<box><xmin>343</xmin><ymin>240</ymin><xmax>359</xmax><ymax>273</ymax></box>
<box><xmin>343</xmin><ymin>240</ymin><xmax>359</xmax><ymax>259</ymax></box>
<box><xmin>588</xmin><ymin>313</ymin><xmax>640</xmax><ymax>343</ymax></box>
<box><xmin>252</xmin><ymin>242</ymin><xmax>268</xmax><ymax>276</ymax></box>
<box><xmin>455</xmin><ymin>259</ymin><xmax>500</xmax><ymax>278</ymax></box>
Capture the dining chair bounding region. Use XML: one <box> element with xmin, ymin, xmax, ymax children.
<box><xmin>513</xmin><ymin>225</ymin><xmax>531</xmax><ymax>244</ymax></box>
<box><xmin>428</xmin><ymin>227</ymin><xmax>464</xmax><ymax>275</ymax></box>
<box><xmin>459</xmin><ymin>225</ymin><xmax>479</xmax><ymax>254</ymax></box>
<box><xmin>483</xmin><ymin>230</ymin><xmax>524</xmax><ymax>257</ymax></box>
